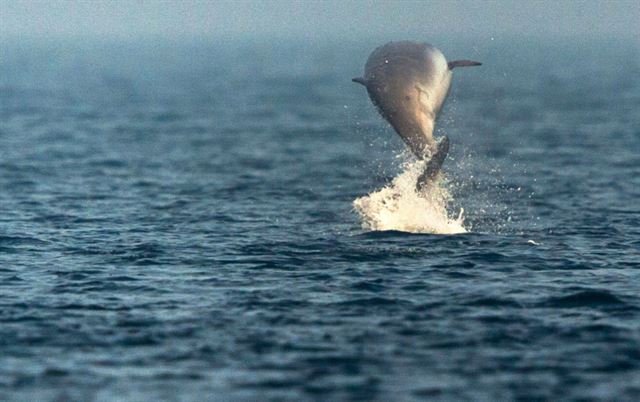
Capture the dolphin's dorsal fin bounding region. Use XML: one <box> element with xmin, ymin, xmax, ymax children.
<box><xmin>448</xmin><ymin>60</ymin><xmax>482</xmax><ymax>70</ymax></box>
<box><xmin>352</xmin><ymin>77</ymin><xmax>367</xmax><ymax>86</ymax></box>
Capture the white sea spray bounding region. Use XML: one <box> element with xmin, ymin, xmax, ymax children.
<box><xmin>353</xmin><ymin>159</ymin><xmax>466</xmax><ymax>234</ymax></box>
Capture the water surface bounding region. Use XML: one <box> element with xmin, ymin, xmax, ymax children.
<box><xmin>1</xmin><ymin>37</ymin><xmax>639</xmax><ymax>400</ymax></box>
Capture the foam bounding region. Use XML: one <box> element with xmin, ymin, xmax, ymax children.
<box><xmin>353</xmin><ymin>159</ymin><xmax>466</xmax><ymax>234</ymax></box>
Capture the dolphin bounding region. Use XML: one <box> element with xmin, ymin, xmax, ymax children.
<box><xmin>352</xmin><ymin>41</ymin><xmax>481</xmax><ymax>191</ymax></box>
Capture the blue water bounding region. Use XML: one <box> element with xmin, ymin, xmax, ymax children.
<box><xmin>1</xmin><ymin>37</ymin><xmax>639</xmax><ymax>401</ymax></box>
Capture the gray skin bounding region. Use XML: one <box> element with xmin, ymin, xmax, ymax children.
<box><xmin>353</xmin><ymin>41</ymin><xmax>480</xmax><ymax>190</ymax></box>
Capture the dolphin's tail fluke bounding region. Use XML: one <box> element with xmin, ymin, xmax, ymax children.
<box><xmin>416</xmin><ymin>136</ymin><xmax>450</xmax><ymax>192</ymax></box>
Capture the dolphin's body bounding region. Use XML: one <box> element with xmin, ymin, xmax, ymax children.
<box><xmin>353</xmin><ymin>41</ymin><xmax>480</xmax><ymax>190</ymax></box>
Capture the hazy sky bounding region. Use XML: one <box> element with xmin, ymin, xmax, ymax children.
<box><xmin>2</xmin><ymin>0</ymin><xmax>639</xmax><ymax>41</ymax></box>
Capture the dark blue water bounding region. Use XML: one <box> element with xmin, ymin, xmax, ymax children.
<box><xmin>1</xmin><ymin>37</ymin><xmax>639</xmax><ymax>401</ymax></box>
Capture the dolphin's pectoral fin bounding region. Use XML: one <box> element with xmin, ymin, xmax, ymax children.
<box><xmin>448</xmin><ymin>60</ymin><xmax>482</xmax><ymax>70</ymax></box>
<box><xmin>352</xmin><ymin>77</ymin><xmax>367</xmax><ymax>86</ymax></box>
<box><xmin>416</xmin><ymin>136</ymin><xmax>450</xmax><ymax>192</ymax></box>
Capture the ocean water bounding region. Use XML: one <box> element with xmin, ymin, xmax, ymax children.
<box><xmin>1</xmin><ymin>37</ymin><xmax>639</xmax><ymax>401</ymax></box>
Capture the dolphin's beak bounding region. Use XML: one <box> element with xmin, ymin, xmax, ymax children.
<box><xmin>447</xmin><ymin>60</ymin><xmax>482</xmax><ymax>70</ymax></box>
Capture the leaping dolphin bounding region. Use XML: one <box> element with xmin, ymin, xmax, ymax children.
<box><xmin>353</xmin><ymin>41</ymin><xmax>480</xmax><ymax>191</ymax></box>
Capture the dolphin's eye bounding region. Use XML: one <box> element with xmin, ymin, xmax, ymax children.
<box><xmin>405</xmin><ymin>96</ymin><xmax>411</xmax><ymax>101</ymax></box>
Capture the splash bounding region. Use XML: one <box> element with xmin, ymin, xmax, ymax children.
<box><xmin>353</xmin><ymin>159</ymin><xmax>466</xmax><ymax>234</ymax></box>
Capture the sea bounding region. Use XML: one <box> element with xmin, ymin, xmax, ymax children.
<box><xmin>1</xmin><ymin>36</ymin><xmax>639</xmax><ymax>401</ymax></box>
